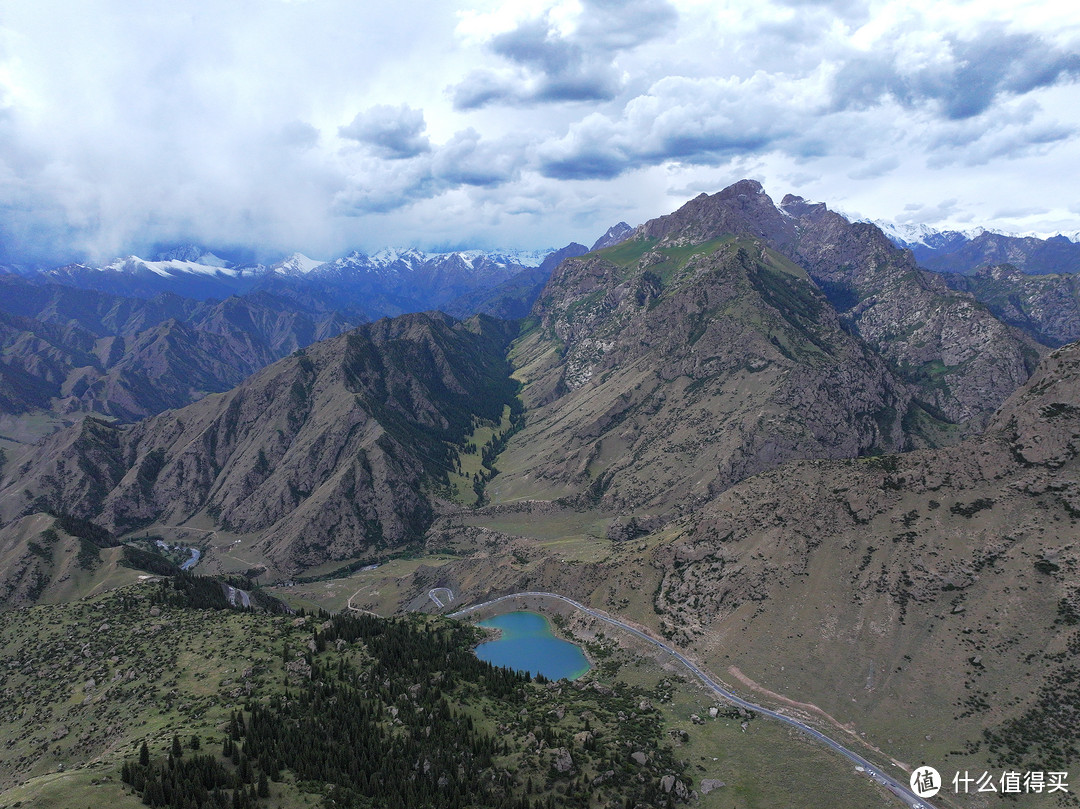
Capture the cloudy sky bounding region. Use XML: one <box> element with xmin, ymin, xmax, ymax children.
<box><xmin>1</xmin><ymin>0</ymin><xmax>1078</xmax><ymax>264</ymax></box>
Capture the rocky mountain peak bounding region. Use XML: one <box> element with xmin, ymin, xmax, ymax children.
<box><xmin>778</xmin><ymin>194</ymin><xmax>826</xmax><ymax>218</ymax></box>
<box><xmin>715</xmin><ymin>178</ymin><xmax>765</xmax><ymax>199</ymax></box>
<box><xmin>590</xmin><ymin>222</ymin><xmax>634</xmax><ymax>252</ymax></box>
<box><xmin>636</xmin><ymin>179</ymin><xmax>796</xmax><ymax>250</ymax></box>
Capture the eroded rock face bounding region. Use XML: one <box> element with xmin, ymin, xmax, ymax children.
<box><xmin>781</xmin><ymin>196</ymin><xmax>1043</xmax><ymax>429</ymax></box>
<box><xmin>505</xmin><ymin>207</ymin><xmax>915</xmax><ymax>513</ymax></box>
<box><xmin>0</xmin><ymin>313</ymin><xmax>518</xmax><ymax>573</ymax></box>
<box><xmin>647</xmin><ymin>341</ymin><xmax>1080</xmax><ymax>748</ymax></box>
<box><xmin>0</xmin><ymin>277</ymin><xmax>363</xmax><ymax>421</ymax></box>
<box><xmin>608</xmin><ymin>182</ymin><xmax>1043</xmax><ymax>431</ymax></box>
<box><xmin>497</xmin><ymin>180</ymin><xmax>1044</xmax><ymax>516</ymax></box>
<box><xmin>947</xmin><ymin>265</ymin><xmax>1080</xmax><ymax>348</ymax></box>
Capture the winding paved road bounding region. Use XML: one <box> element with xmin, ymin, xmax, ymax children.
<box><xmin>450</xmin><ymin>591</ymin><xmax>936</xmax><ymax>809</ymax></box>
<box><xmin>429</xmin><ymin>587</ymin><xmax>454</xmax><ymax>608</ymax></box>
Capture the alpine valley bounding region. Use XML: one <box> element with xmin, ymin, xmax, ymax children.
<box><xmin>2</xmin><ymin>180</ymin><xmax>1079</xmax><ymax>809</ymax></box>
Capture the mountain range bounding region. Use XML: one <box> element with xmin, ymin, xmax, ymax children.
<box><xmin>2</xmin><ymin>180</ymin><xmax>1072</xmax><ymax>571</ymax></box>
<box><xmin>2</xmin><ymin>179</ymin><xmax>1080</xmax><ymax>807</ymax></box>
<box><xmin>25</xmin><ymin>245</ymin><xmax>556</xmax><ymax>310</ymax></box>
<box><xmin>875</xmin><ymin>220</ymin><xmax>1080</xmax><ymax>275</ymax></box>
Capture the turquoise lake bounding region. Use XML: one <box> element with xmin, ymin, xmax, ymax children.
<box><xmin>474</xmin><ymin>611</ymin><xmax>591</xmax><ymax>681</ymax></box>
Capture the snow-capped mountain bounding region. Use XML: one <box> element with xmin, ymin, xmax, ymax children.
<box><xmin>27</xmin><ymin>243</ymin><xmax>570</xmax><ymax>319</ymax></box>
<box><xmin>870</xmin><ymin>220</ymin><xmax>1080</xmax><ymax>249</ymax></box>
<box><xmin>867</xmin><ymin>221</ymin><xmax>1080</xmax><ymax>275</ymax></box>
<box><xmin>101</xmin><ymin>255</ymin><xmax>255</xmax><ymax>279</ymax></box>
<box><xmin>39</xmin><ymin>250</ymin><xmax>266</xmax><ymax>300</ymax></box>
<box><xmin>320</xmin><ymin>247</ymin><xmax>550</xmax><ymax>279</ymax></box>
<box><xmin>590</xmin><ymin>222</ymin><xmax>633</xmax><ymax>251</ymax></box>
<box><xmin>269</xmin><ymin>253</ymin><xmax>326</xmax><ymax>276</ymax></box>
<box><xmin>865</xmin><ymin>220</ymin><xmax>980</xmax><ymax>251</ymax></box>
<box><xmin>152</xmin><ymin>244</ymin><xmax>232</xmax><ymax>267</ymax></box>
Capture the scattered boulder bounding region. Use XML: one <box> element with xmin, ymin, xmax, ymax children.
<box><xmin>573</xmin><ymin>731</ymin><xmax>594</xmax><ymax>747</ymax></box>
<box><xmin>631</xmin><ymin>751</ymin><xmax>648</xmax><ymax>765</ymax></box>
<box><xmin>552</xmin><ymin>747</ymin><xmax>573</xmax><ymax>773</ymax></box>
<box><xmin>659</xmin><ymin>776</ymin><xmax>689</xmax><ymax>798</ymax></box>
<box><xmin>700</xmin><ymin>778</ymin><xmax>726</xmax><ymax>794</ymax></box>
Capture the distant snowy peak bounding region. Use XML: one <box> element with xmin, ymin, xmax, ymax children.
<box><xmin>153</xmin><ymin>244</ymin><xmax>231</xmax><ymax>267</ymax></box>
<box><xmin>270</xmin><ymin>253</ymin><xmax>326</xmax><ymax>276</ymax></box>
<box><xmin>369</xmin><ymin>247</ymin><xmax>550</xmax><ymax>269</ymax></box>
<box><xmin>866</xmin><ymin>220</ymin><xmax>980</xmax><ymax>249</ymax></box>
<box><xmin>488</xmin><ymin>248</ymin><xmax>551</xmax><ymax>268</ymax></box>
<box><xmin>870</xmin><ymin>220</ymin><xmax>1080</xmax><ymax>249</ymax></box>
<box><xmin>369</xmin><ymin>247</ymin><xmax>428</xmax><ymax>268</ymax></box>
<box><xmin>590</xmin><ymin>222</ymin><xmax>633</xmax><ymax>252</ymax></box>
<box><xmin>101</xmin><ymin>255</ymin><xmax>254</xmax><ymax>278</ymax></box>
<box><xmin>320</xmin><ymin>247</ymin><xmax>551</xmax><ymax>279</ymax></box>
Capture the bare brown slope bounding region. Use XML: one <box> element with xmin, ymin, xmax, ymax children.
<box><xmin>781</xmin><ymin>194</ymin><xmax>1044</xmax><ymax>428</ymax></box>
<box><xmin>0</xmin><ymin>312</ymin><xmax>518</xmax><ymax>573</ymax></box>
<box><xmin>494</xmin><ymin>235</ymin><xmax>916</xmax><ymax>514</ymax></box>
<box><xmin>0</xmin><ymin>276</ymin><xmax>362</xmax><ymax>421</ymax></box>
<box><xmin>646</xmin><ymin>340</ymin><xmax>1080</xmax><ymax>774</ymax></box>
<box><xmin>638</xmin><ymin>180</ymin><xmax>1043</xmax><ymax>429</ymax></box>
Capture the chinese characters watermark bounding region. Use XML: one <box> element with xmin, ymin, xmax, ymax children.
<box><xmin>910</xmin><ymin>766</ymin><xmax>1069</xmax><ymax>798</ymax></box>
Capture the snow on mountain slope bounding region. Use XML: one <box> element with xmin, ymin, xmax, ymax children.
<box><xmin>102</xmin><ymin>256</ymin><xmax>259</xmax><ymax>278</ymax></box>
<box><xmin>870</xmin><ymin>220</ymin><xmax>1080</xmax><ymax>249</ymax></box>
<box><xmin>270</xmin><ymin>253</ymin><xmax>326</xmax><ymax>276</ymax></box>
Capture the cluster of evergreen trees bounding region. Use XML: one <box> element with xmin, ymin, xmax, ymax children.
<box><xmin>121</xmin><ymin>731</ymin><xmax>267</xmax><ymax>809</ymax></box>
<box><xmin>121</xmin><ymin>611</ymin><xmax>547</xmax><ymax>808</ymax></box>
<box><xmin>121</xmin><ymin>607</ymin><xmax>688</xmax><ymax>809</ymax></box>
<box><xmin>145</xmin><ymin>573</ymin><xmax>289</xmax><ymax>613</ymax></box>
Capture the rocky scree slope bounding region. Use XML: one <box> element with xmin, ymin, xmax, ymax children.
<box><xmin>498</xmin><ymin>232</ymin><xmax>916</xmax><ymax>514</ymax></box>
<box><xmin>647</xmin><ymin>339</ymin><xmax>1080</xmax><ymax>774</ymax></box>
<box><xmin>0</xmin><ymin>313</ymin><xmax>519</xmax><ymax>573</ymax></box>
<box><xmin>945</xmin><ymin>264</ymin><xmax>1080</xmax><ymax>348</ymax></box>
<box><xmin>634</xmin><ymin>180</ymin><xmax>1042</xmax><ymax>429</ymax></box>
<box><xmin>780</xmin><ymin>193</ymin><xmax>1043</xmax><ymax>428</ymax></box>
<box><xmin>0</xmin><ymin>276</ymin><xmax>362</xmax><ymax>420</ymax></box>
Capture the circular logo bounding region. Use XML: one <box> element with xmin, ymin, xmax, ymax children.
<box><xmin>910</xmin><ymin>766</ymin><xmax>942</xmax><ymax>798</ymax></box>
